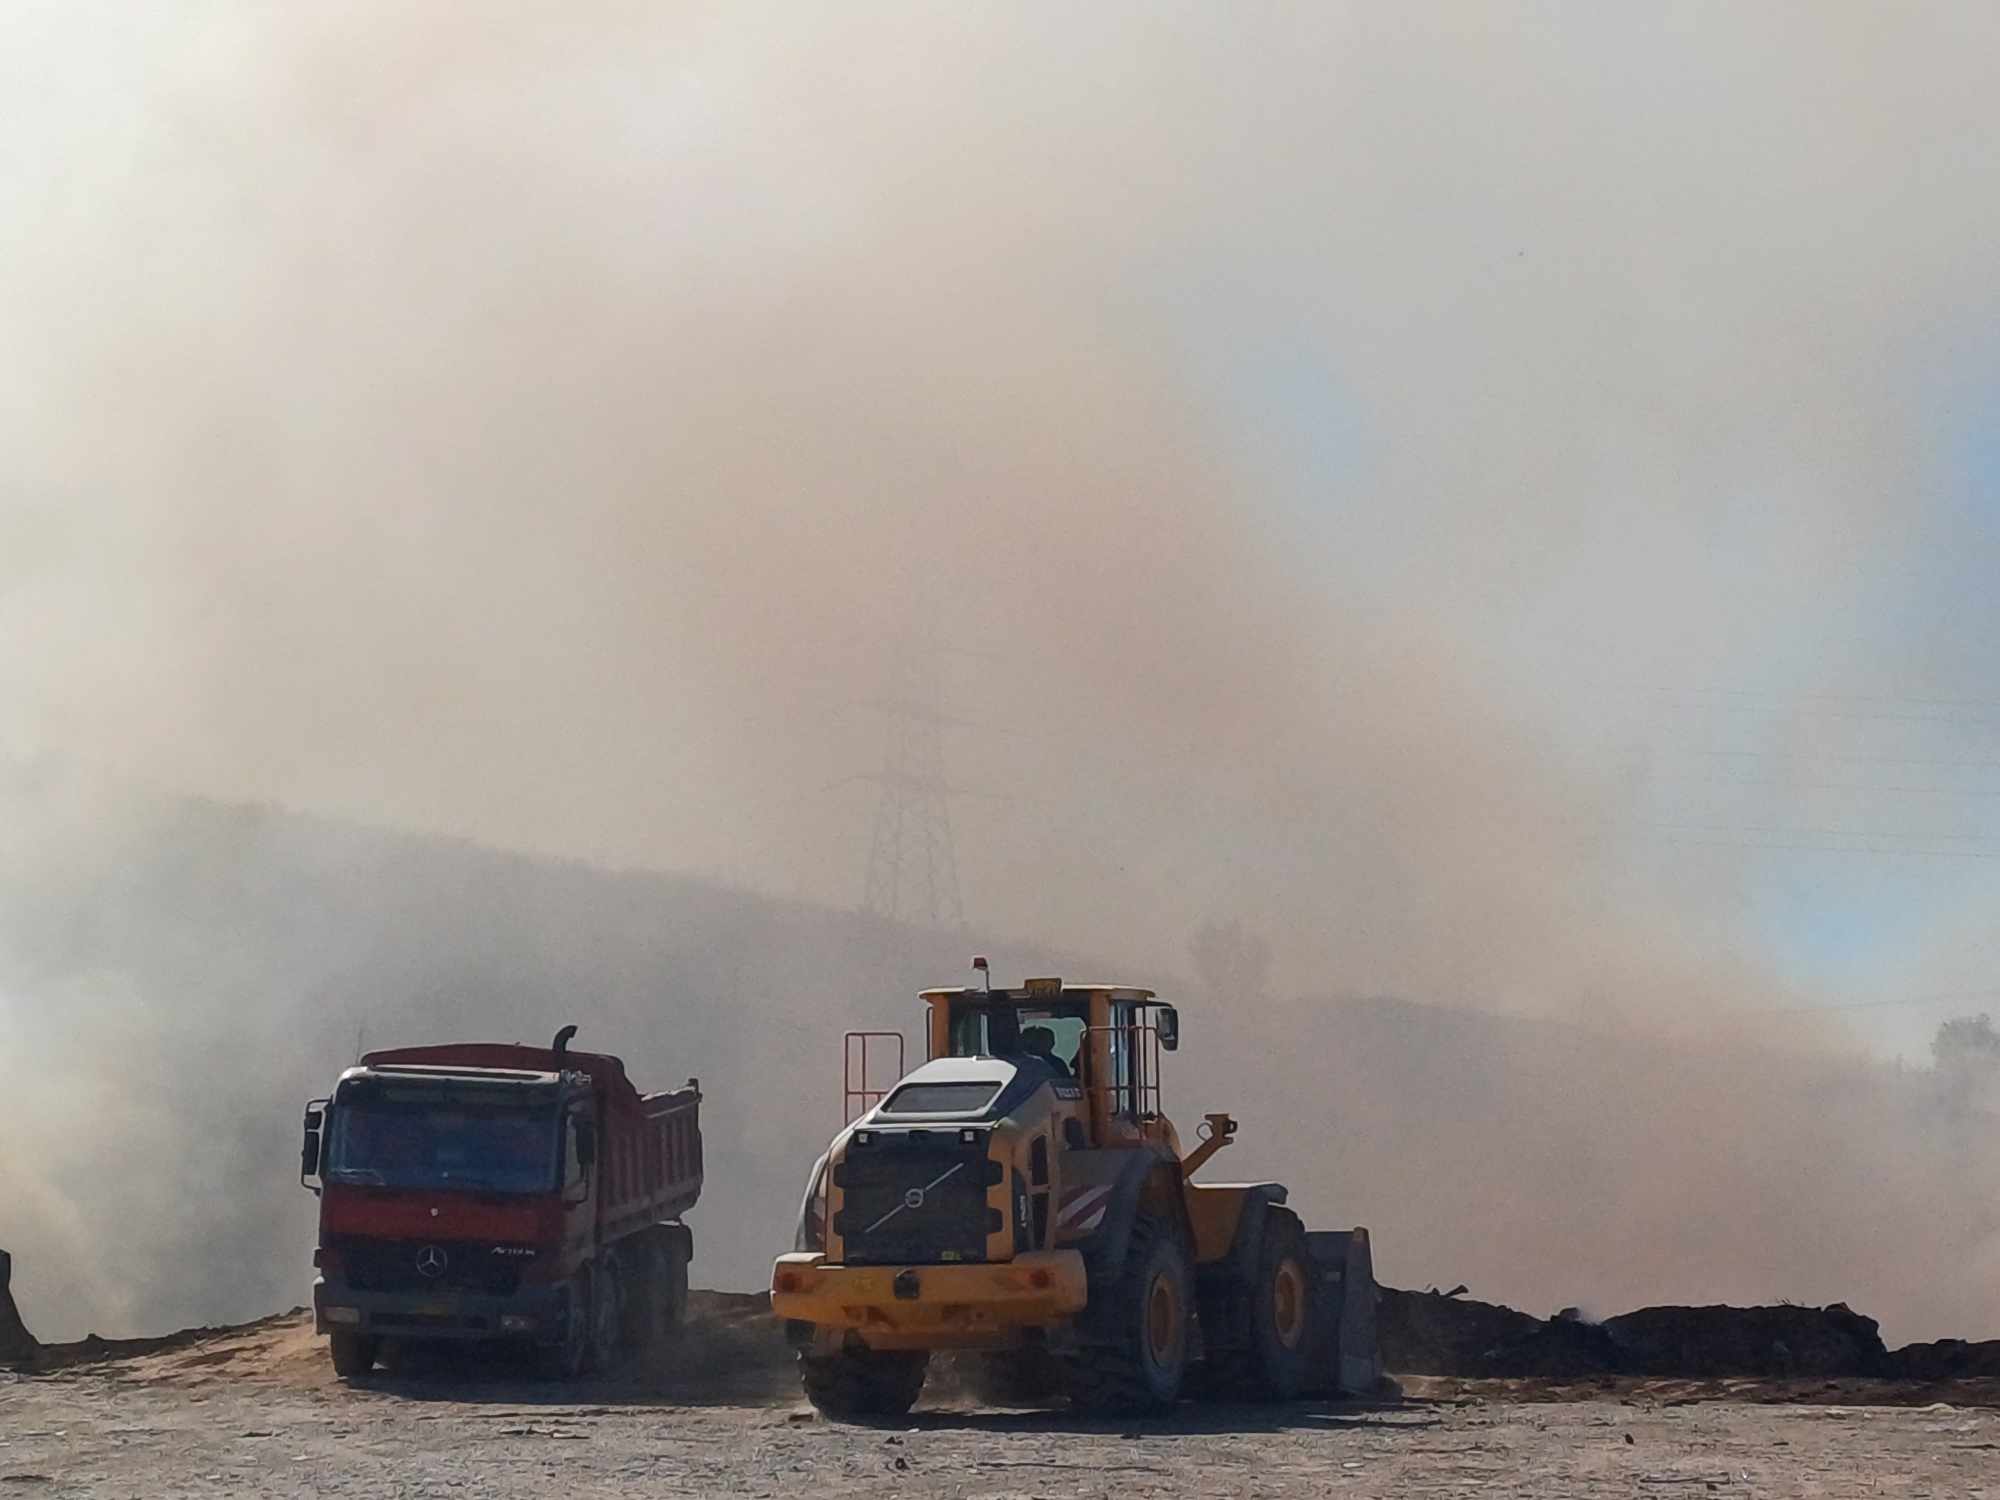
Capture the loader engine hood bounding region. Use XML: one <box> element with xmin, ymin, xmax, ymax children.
<box><xmin>864</xmin><ymin>1056</ymin><xmax>1060</xmax><ymax>1125</ymax></box>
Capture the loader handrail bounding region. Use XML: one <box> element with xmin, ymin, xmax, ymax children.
<box><xmin>1080</xmin><ymin>1021</ymin><xmax>1162</xmax><ymax>1123</ymax></box>
<box><xmin>843</xmin><ymin>1030</ymin><xmax>906</xmax><ymax>1123</ymax></box>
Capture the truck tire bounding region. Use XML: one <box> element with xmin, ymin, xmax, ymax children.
<box><xmin>963</xmin><ymin>1348</ymin><xmax>1061</xmax><ymax>1407</ymax></box>
<box><xmin>655</xmin><ymin>1239</ymin><xmax>689</xmax><ymax>1341</ymax></box>
<box><xmin>1060</xmin><ymin>1213</ymin><xmax>1193</xmax><ymax>1414</ymax></box>
<box><xmin>534</xmin><ymin>1274</ymin><xmax>591</xmax><ymax>1381</ymax></box>
<box><xmin>587</xmin><ymin>1254</ymin><xmax>623</xmax><ymax>1373</ymax></box>
<box><xmin>328</xmin><ymin>1331</ymin><xmax>378</xmax><ymax>1379</ymax></box>
<box><xmin>1208</xmin><ymin>1208</ymin><xmax>1313</xmax><ymax>1400</ymax></box>
<box><xmin>798</xmin><ymin>1347</ymin><xmax>929</xmax><ymax>1420</ymax></box>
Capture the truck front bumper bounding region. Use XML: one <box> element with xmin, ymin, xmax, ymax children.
<box><xmin>313</xmin><ymin>1275</ymin><xmax>565</xmax><ymax>1343</ymax></box>
<box><xmin>770</xmin><ymin>1251</ymin><xmax>1087</xmax><ymax>1348</ymax></box>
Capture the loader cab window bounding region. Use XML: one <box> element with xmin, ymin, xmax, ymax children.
<box><xmin>948</xmin><ymin>1001</ymin><xmax>1088</xmax><ymax>1079</ymax></box>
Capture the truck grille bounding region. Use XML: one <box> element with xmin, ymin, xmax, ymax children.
<box><xmin>833</xmin><ymin>1132</ymin><xmax>997</xmax><ymax>1265</ymax></box>
<box><xmin>330</xmin><ymin>1237</ymin><xmax>526</xmax><ymax>1297</ymax></box>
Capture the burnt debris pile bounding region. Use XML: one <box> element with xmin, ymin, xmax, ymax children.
<box><xmin>0</xmin><ymin>1250</ymin><xmax>41</xmax><ymax>1366</ymax></box>
<box><xmin>1374</xmin><ymin>1287</ymin><xmax>1992</xmax><ymax>1380</ymax></box>
<box><xmin>1884</xmin><ymin>1338</ymin><xmax>2000</xmax><ymax>1380</ymax></box>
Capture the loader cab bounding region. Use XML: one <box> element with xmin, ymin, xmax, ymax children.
<box><xmin>920</xmin><ymin>980</ymin><xmax>1179</xmax><ymax>1145</ymax></box>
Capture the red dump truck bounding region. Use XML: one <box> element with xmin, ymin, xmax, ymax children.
<box><xmin>300</xmin><ymin>1026</ymin><xmax>702</xmax><ymax>1379</ymax></box>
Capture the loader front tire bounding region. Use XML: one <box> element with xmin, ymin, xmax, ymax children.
<box><xmin>799</xmin><ymin>1346</ymin><xmax>929</xmax><ymax>1420</ymax></box>
<box><xmin>1061</xmin><ymin>1213</ymin><xmax>1192</xmax><ymax>1414</ymax></box>
<box><xmin>1209</xmin><ymin>1208</ymin><xmax>1314</xmax><ymax>1400</ymax></box>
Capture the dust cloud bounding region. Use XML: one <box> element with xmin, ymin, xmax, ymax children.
<box><xmin>5</xmin><ymin>5</ymin><xmax>2000</xmax><ymax>1342</ymax></box>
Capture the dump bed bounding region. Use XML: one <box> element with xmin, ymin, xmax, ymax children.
<box><xmin>360</xmin><ymin>1041</ymin><xmax>703</xmax><ymax>1244</ymax></box>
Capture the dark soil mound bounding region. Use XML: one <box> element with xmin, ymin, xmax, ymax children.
<box><xmin>1884</xmin><ymin>1339</ymin><xmax>2000</xmax><ymax>1380</ymax></box>
<box><xmin>0</xmin><ymin>1250</ymin><xmax>40</xmax><ymax>1366</ymax></box>
<box><xmin>1602</xmin><ymin>1302</ymin><xmax>1888</xmax><ymax>1377</ymax></box>
<box><xmin>1379</xmin><ymin>1288</ymin><xmax>1539</xmax><ymax>1374</ymax></box>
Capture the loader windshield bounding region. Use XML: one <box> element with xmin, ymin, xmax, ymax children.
<box><xmin>325</xmin><ymin>1079</ymin><xmax>560</xmax><ymax>1194</ymax></box>
<box><xmin>948</xmin><ymin>1003</ymin><xmax>1088</xmax><ymax>1078</ymax></box>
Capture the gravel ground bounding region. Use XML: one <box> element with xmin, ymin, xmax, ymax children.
<box><xmin>4</xmin><ymin>1314</ymin><xmax>1998</xmax><ymax>1498</ymax></box>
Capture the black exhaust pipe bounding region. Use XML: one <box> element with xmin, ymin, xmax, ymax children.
<box><xmin>551</xmin><ymin>1024</ymin><xmax>578</xmax><ymax>1064</ymax></box>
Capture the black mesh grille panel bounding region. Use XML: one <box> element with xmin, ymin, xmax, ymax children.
<box><xmin>834</xmin><ymin>1133</ymin><xmax>993</xmax><ymax>1265</ymax></box>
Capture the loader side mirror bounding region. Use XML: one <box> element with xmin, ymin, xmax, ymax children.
<box><xmin>1156</xmin><ymin>1007</ymin><xmax>1179</xmax><ymax>1051</ymax></box>
<box><xmin>574</xmin><ymin>1116</ymin><xmax>597</xmax><ymax>1169</ymax></box>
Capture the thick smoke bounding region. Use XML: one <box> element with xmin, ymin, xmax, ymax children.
<box><xmin>5</xmin><ymin>4</ymin><xmax>2000</xmax><ymax>1340</ymax></box>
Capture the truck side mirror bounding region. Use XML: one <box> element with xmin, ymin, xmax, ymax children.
<box><xmin>299</xmin><ymin>1102</ymin><xmax>327</xmax><ymax>1193</ymax></box>
<box><xmin>575</xmin><ymin>1117</ymin><xmax>597</xmax><ymax>1168</ymax></box>
<box><xmin>1156</xmin><ymin>1007</ymin><xmax>1180</xmax><ymax>1051</ymax></box>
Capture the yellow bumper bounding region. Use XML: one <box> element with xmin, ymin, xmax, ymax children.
<box><xmin>770</xmin><ymin>1250</ymin><xmax>1087</xmax><ymax>1342</ymax></box>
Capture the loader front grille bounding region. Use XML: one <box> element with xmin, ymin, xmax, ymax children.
<box><xmin>833</xmin><ymin>1132</ymin><xmax>997</xmax><ymax>1265</ymax></box>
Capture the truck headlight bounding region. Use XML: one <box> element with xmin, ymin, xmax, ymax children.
<box><xmin>323</xmin><ymin>1306</ymin><xmax>362</xmax><ymax>1326</ymax></box>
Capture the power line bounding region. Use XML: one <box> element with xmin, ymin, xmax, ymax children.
<box><xmin>1630</xmin><ymin>819</ymin><xmax>1999</xmax><ymax>843</ymax></box>
<box><xmin>1762</xmin><ymin>989</ymin><xmax>2000</xmax><ymax>1016</ymax></box>
<box><xmin>1641</xmin><ymin>834</ymin><xmax>2000</xmax><ymax>861</ymax></box>
<box><xmin>1638</xmin><ymin>746</ymin><xmax>2000</xmax><ymax>774</ymax></box>
<box><xmin>1638</xmin><ymin>772</ymin><xmax>2000</xmax><ymax>798</ymax></box>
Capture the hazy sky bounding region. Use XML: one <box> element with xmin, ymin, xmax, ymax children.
<box><xmin>7</xmin><ymin>2</ymin><xmax>2000</xmax><ymax>1055</ymax></box>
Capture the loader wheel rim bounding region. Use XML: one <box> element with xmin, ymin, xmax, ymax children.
<box><xmin>1272</xmin><ymin>1257</ymin><xmax>1308</xmax><ymax>1350</ymax></box>
<box><xmin>1145</xmin><ymin>1272</ymin><xmax>1181</xmax><ymax>1366</ymax></box>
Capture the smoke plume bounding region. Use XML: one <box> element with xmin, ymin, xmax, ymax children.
<box><xmin>6</xmin><ymin>4</ymin><xmax>2000</xmax><ymax>1341</ymax></box>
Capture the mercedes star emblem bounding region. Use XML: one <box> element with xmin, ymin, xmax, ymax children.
<box><xmin>415</xmin><ymin>1245</ymin><xmax>449</xmax><ymax>1279</ymax></box>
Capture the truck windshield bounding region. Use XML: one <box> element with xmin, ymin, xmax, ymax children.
<box><xmin>325</xmin><ymin>1086</ymin><xmax>559</xmax><ymax>1193</ymax></box>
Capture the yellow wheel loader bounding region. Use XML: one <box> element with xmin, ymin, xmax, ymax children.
<box><xmin>771</xmin><ymin>965</ymin><xmax>1381</xmax><ymax>1418</ymax></box>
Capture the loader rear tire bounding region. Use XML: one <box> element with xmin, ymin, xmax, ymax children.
<box><xmin>1209</xmin><ymin>1208</ymin><xmax>1313</xmax><ymax>1400</ymax></box>
<box><xmin>328</xmin><ymin>1331</ymin><xmax>378</xmax><ymax>1379</ymax></box>
<box><xmin>1061</xmin><ymin>1213</ymin><xmax>1192</xmax><ymax>1414</ymax></box>
<box><xmin>799</xmin><ymin>1347</ymin><xmax>929</xmax><ymax>1420</ymax></box>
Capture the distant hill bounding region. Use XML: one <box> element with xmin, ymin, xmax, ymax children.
<box><xmin>4</xmin><ymin>758</ymin><xmax>1996</xmax><ymax>1346</ymax></box>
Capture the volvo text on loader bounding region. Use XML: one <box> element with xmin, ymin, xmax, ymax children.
<box><xmin>770</xmin><ymin>965</ymin><xmax>1380</xmax><ymax>1417</ymax></box>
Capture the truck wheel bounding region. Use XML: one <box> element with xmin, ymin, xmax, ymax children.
<box><xmin>963</xmin><ymin>1348</ymin><xmax>1061</xmax><ymax>1407</ymax></box>
<box><xmin>1061</xmin><ymin>1213</ymin><xmax>1193</xmax><ymax>1414</ymax></box>
<box><xmin>534</xmin><ymin>1274</ymin><xmax>591</xmax><ymax>1381</ymax></box>
<box><xmin>587</xmin><ymin>1255</ymin><xmax>623</xmax><ymax>1373</ymax></box>
<box><xmin>1209</xmin><ymin>1208</ymin><xmax>1314</xmax><ymax>1400</ymax></box>
<box><xmin>626</xmin><ymin>1239</ymin><xmax>688</xmax><ymax>1352</ymax></box>
<box><xmin>656</xmin><ymin>1239</ymin><xmax>689</xmax><ymax>1340</ymax></box>
<box><xmin>799</xmin><ymin>1347</ymin><xmax>929</xmax><ymax>1420</ymax></box>
<box><xmin>328</xmin><ymin>1331</ymin><xmax>378</xmax><ymax>1379</ymax></box>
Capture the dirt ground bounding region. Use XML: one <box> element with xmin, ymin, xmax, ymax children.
<box><xmin>4</xmin><ymin>1305</ymin><xmax>1998</xmax><ymax>1498</ymax></box>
